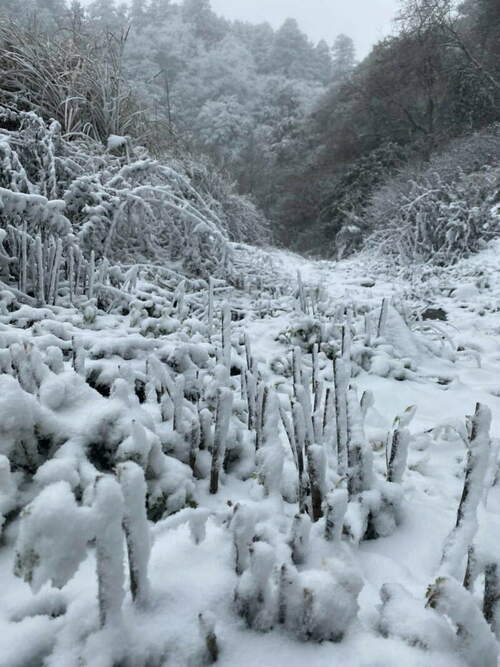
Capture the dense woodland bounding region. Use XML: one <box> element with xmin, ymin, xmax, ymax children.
<box><xmin>0</xmin><ymin>0</ymin><xmax>498</xmax><ymax>263</ymax></box>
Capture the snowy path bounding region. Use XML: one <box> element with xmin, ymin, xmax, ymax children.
<box><xmin>238</xmin><ymin>246</ymin><xmax>500</xmax><ymax>665</ymax></box>
<box><xmin>1</xmin><ymin>243</ymin><xmax>500</xmax><ymax>666</ymax></box>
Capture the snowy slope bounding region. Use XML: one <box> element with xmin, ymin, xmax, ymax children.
<box><xmin>1</xmin><ymin>241</ymin><xmax>500</xmax><ymax>666</ymax></box>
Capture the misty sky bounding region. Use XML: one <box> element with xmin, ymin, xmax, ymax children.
<box><xmin>210</xmin><ymin>0</ymin><xmax>399</xmax><ymax>58</ymax></box>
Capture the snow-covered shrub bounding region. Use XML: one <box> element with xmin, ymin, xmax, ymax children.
<box><xmin>278</xmin><ymin>315</ymin><xmax>325</xmax><ymax>352</ymax></box>
<box><xmin>340</xmin><ymin>384</ymin><xmax>407</xmax><ymax>542</ymax></box>
<box><xmin>440</xmin><ymin>403</ymin><xmax>491</xmax><ymax>580</ymax></box>
<box><xmin>0</xmin><ymin>21</ymin><xmax>147</xmax><ymax>145</ymax></box>
<box><xmin>378</xmin><ymin>583</ymin><xmax>457</xmax><ymax>652</ymax></box>
<box><xmin>0</xmin><ymin>373</ymin><xmax>43</xmax><ymax>473</ymax></box>
<box><xmin>235</xmin><ymin>544</ymin><xmax>363</xmax><ymax>643</ymax></box>
<box><xmin>235</xmin><ymin>540</ymin><xmax>277</xmax><ymax>632</ymax></box>
<box><xmin>0</xmin><ymin>106</ymin><xmax>233</xmax><ymax>282</ymax></box>
<box><xmin>0</xmin><ymin>104</ymin><xmax>270</xmax><ymax>303</ymax></box>
<box><xmin>14</xmin><ymin>481</ymin><xmax>93</xmax><ymax>592</ymax></box>
<box><xmin>177</xmin><ymin>156</ymin><xmax>270</xmax><ymax>246</ymax></box>
<box><xmin>282</xmin><ymin>559</ymin><xmax>362</xmax><ymax>643</ymax></box>
<box><xmin>426</xmin><ymin>577</ymin><xmax>497</xmax><ymax>667</ymax></box>
<box><xmin>366</xmin><ymin>134</ymin><xmax>500</xmax><ymax>265</ymax></box>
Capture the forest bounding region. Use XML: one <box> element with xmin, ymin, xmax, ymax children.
<box><xmin>1</xmin><ymin>0</ymin><xmax>498</xmax><ymax>260</ymax></box>
<box><xmin>0</xmin><ymin>0</ymin><xmax>499</xmax><ymax>666</ymax></box>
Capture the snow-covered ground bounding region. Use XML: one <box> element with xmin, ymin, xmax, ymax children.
<box><xmin>1</xmin><ymin>241</ymin><xmax>500</xmax><ymax>666</ymax></box>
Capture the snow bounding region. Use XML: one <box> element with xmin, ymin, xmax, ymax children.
<box><xmin>14</xmin><ymin>481</ymin><xmax>94</xmax><ymax>593</ymax></box>
<box><xmin>2</xmin><ymin>239</ymin><xmax>500</xmax><ymax>665</ymax></box>
<box><xmin>94</xmin><ymin>476</ymin><xmax>125</xmax><ymax>628</ymax></box>
<box><xmin>106</xmin><ymin>135</ymin><xmax>128</xmax><ymax>151</ymax></box>
<box><xmin>118</xmin><ymin>461</ymin><xmax>152</xmax><ymax>607</ymax></box>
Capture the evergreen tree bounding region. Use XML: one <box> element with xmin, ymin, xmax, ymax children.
<box><xmin>331</xmin><ymin>34</ymin><xmax>356</xmax><ymax>84</ymax></box>
<box><xmin>314</xmin><ymin>39</ymin><xmax>332</xmax><ymax>84</ymax></box>
<box><xmin>270</xmin><ymin>18</ymin><xmax>316</xmax><ymax>80</ymax></box>
<box><xmin>181</xmin><ymin>0</ymin><xmax>227</xmax><ymax>46</ymax></box>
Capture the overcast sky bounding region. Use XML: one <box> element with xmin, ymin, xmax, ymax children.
<box><xmin>210</xmin><ymin>0</ymin><xmax>399</xmax><ymax>58</ymax></box>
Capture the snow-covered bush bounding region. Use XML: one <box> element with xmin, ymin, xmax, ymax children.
<box><xmin>14</xmin><ymin>481</ymin><xmax>93</xmax><ymax>592</ymax></box>
<box><xmin>0</xmin><ymin>106</ymin><xmax>237</xmax><ymax>284</ymax></box>
<box><xmin>0</xmin><ymin>21</ymin><xmax>144</xmax><ymax>145</ymax></box>
<box><xmin>0</xmin><ymin>373</ymin><xmax>46</xmax><ymax>473</ymax></box>
<box><xmin>234</xmin><ymin>540</ymin><xmax>363</xmax><ymax>642</ymax></box>
<box><xmin>426</xmin><ymin>577</ymin><xmax>498</xmax><ymax>667</ymax></box>
<box><xmin>178</xmin><ymin>156</ymin><xmax>270</xmax><ymax>245</ymax></box>
<box><xmin>378</xmin><ymin>583</ymin><xmax>457</xmax><ymax>652</ymax></box>
<box><xmin>366</xmin><ymin>130</ymin><xmax>500</xmax><ymax>265</ymax></box>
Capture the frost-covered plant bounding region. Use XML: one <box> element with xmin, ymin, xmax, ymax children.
<box><xmin>256</xmin><ymin>388</ymin><xmax>285</xmax><ymax>496</ymax></box>
<box><xmin>178</xmin><ymin>156</ymin><xmax>270</xmax><ymax>245</ymax></box>
<box><xmin>366</xmin><ymin>156</ymin><xmax>500</xmax><ymax>265</ymax></box>
<box><xmin>0</xmin><ymin>103</ymin><xmax>268</xmax><ymax>299</ymax></box>
<box><xmin>230</xmin><ymin>503</ymin><xmax>256</xmax><ymax>576</ymax></box>
<box><xmin>386</xmin><ymin>408</ymin><xmax>414</xmax><ymax>484</ymax></box>
<box><xmin>14</xmin><ymin>481</ymin><xmax>93</xmax><ymax>591</ymax></box>
<box><xmin>0</xmin><ymin>21</ymin><xmax>146</xmax><ymax>144</ymax></box>
<box><xmin>0</xmin><ymin>107</ymin><xmax>228</xmax><ymax>276</ymax></box>
<box><xmin>94</xmin><ymin>475</ymin><xmax>126</xmax><ymax>628</ymax></box>
<box><xmin>209</xmin><ymin>387</ymin><xmax>234</xmax><ymax>494</ymax></box>
<box><xmin>378</xmin><ymin>583</ymin><xmax>457</xmax><ymax>652</ymax></box>
<box><xmin>280</xmin><ymin>560</ymin><xmax>362</xmax><ymax>643</ymax></box>
<box><xmin>440</xmin><ymin>403</ymin><xmax>491</xmax><ymax>580</ymax></box>
<box><xmin>426</xmin><ymin>577</ymin><xmax>497</xmax><ymax>667</ymax></box>
<box><xmin>278</xmin><ymin>315</ymin><xmax>325</xmax><ymax>352</ymax></box>
<box><xmin>235</xmin><ymin>541</ymin><xmax>277</xmax><ymax>632</ymax></box>
<box><xmin>235</xmin><ymin>541</ymin><xmax>363</xmax><ymax>643</ymax></box>
<box><xmin>117</xmin><ymin>462</ymin><xmax>151</xmax><ymax>608</ymax></box>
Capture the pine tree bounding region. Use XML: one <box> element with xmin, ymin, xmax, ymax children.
<box><xmin>331</xmin><ymin>34</ymin><xmax>356</xmax><ymax>84</ymax></box>
<box><xmin>314</xmin><ymin>39</ymin><xmax>332</xmax><ymax>84</ymax></box>
<box><xmin>271</xmin><ymin>18</ymin><xmax>316</xmax><ymax>80</ymax></box>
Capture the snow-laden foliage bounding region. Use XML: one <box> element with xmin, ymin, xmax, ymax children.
<box><xmin>0</xmin><ymin>240</ymin><xmax>499</xmax><ymax>664</ymax></box>
<box><xmin>0</xmin><ymin>21</ymin><xmax>143</xmax><ymax>145</ymax></box>
<box><xmin>2</xmin><ymin>3</ymin><xmax>500</xmax><ymax>665</ymax></box>
<box><xmin>0</xmin><ymin>106</ymin><xmax>269</xmax><ymax>295</ymax></box>
<box><xmin>265</xmin><ymin>0</ymin><xmax>500</xmax><ymax>253</ymax></box>
<box><xmin>0</xmin><ymin>108</ymin><xmax>207</xmax><ymax>278</ymax></box>
<box><xmin>427</xmin><ymin>577</ymin><xmax>498</xmax><ymax>667</ymax></box>
<box><xmin>367</xmin><ymin>164</ymin><xmax>500</xmax><ymax>265</ymax></box>
<box><xmin>366</xmin><ymin>129</ymin><xmax>500</xmax><ymax>265</ymax></box>
<box><xmin>14</xmin><ymin>481</ymin><xmax>94</xmax><ymax>592</ymax></box>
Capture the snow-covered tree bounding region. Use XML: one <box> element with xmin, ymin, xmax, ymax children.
<box><xmin>331</xmin><ymin>33</ymin><xmax>356</xmax><ymax>84</ymax></box>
